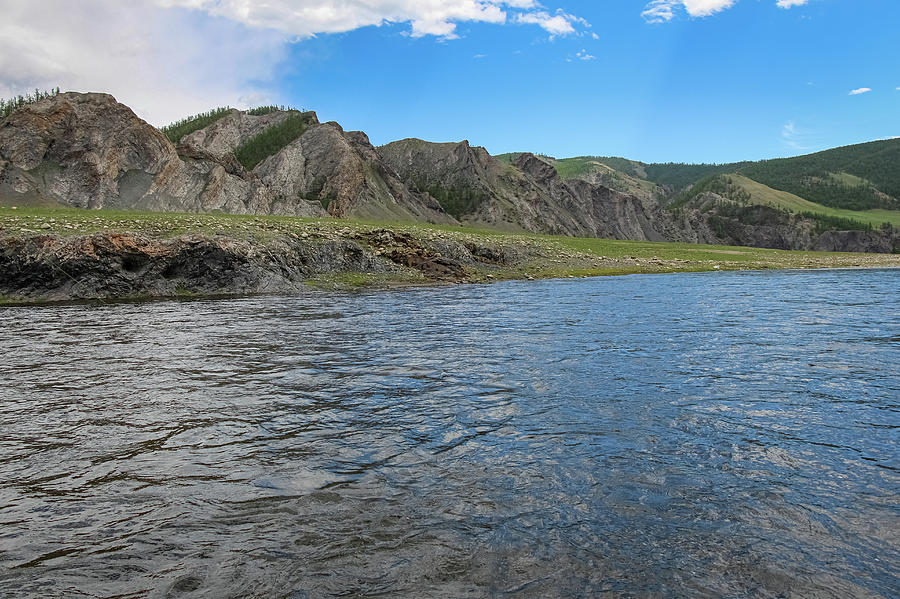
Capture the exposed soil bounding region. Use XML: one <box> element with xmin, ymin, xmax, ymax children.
<box><xmin>0</xmin><ymin>227</ymin><xmax>548</xmax><ymax>302</ymax></box>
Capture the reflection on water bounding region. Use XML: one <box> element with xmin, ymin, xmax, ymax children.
<box><xmin>0</xmin><ymin>269</ymin><xmax>898</xmax><ymax>598</ymax></box>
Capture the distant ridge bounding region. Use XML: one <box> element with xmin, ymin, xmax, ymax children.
<box><xmin>549</xmin><ymin>137</ymin><xmax>900</xmax><ymax>212</ymax></box>
<box><xmin>1</xmin><ymin>92</ymin><xmax>897</xmax><ymax>253</ymax></box>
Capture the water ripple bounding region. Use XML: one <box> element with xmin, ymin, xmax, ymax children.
<box><xmin>0</xmin><ymin>269</ymin><xmax>898</xmax><ymax>598</ymax></box>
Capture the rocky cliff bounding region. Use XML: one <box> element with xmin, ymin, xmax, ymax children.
<box><xmin>0</xmin><ymin>93</ymin><xmax>452</xmax><ymax>224</ymax></box>
<box><xmin>378</xmin><ymin>139</ymin><xmax>681</xmax><ymax>241</ymax></box>
<box><xmin>4</xmin><ymin>211</ymin><xmax>897</xmax><ymax>304</ymax></box>
<box><xmin>672</xmin><ymin>192</ymin><xmax>899</xmax><ymax>253</ymax></box>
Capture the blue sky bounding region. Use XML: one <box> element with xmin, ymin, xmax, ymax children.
<box><xmin>2</xmin><ymin>1</ymin><xmax>898</xmax><ymax>163</ymax></box>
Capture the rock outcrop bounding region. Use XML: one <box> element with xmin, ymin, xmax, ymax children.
<box><xmin>0</xmin><ymin>93</ymin><xmax>184</xmax><ymax>209</ymax></box>
<box><xmin>0</xmin><ymin>225</ymin><xmax>542</xmax><ymax>302</ymax></box>
<box><xmin>673</xmin><ymin>192</ymin><xmax>899</xmax><ymax>252</ymax></box>
<box><xmin>0</xmin><ymin>93</ymin><xmax>453</xmax><ymax>224</ymax></box>
<box><xmin>256</xmin><ymin>124</ymin><xmax>449</xmax><ymax>222</ymax></box>
<box><xmin>814</xmin><ymin>229</ymin><xmax>898</xmax><ymax>253</ymax></box>
<box><xmin>378</xmin><ymin>140</ymin><xmax>679</xmax><ymax>241</ymax></box>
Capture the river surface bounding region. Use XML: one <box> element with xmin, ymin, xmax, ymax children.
<box><xmin>0</xmin><ymin>269</ymin><xmax>897</xmax><ymax>598</ymax></box>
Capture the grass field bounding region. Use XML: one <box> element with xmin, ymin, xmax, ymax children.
<box><xmin>730</xmin><ymin>174</ymin><xmax>900</xmax><ymax>227</ymax></box>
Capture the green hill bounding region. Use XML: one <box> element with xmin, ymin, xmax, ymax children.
<box><xmin>671</xmin><ymin>173</ymin><xmax>900</xmax><ymax>229</ymax></box>
<box><xmin>738</xmin><ymin>139</ymin><xmax>900</xmax><ymax>210</ymax></box>
<box><xmin>733</xmin><ymin>174</ymin><xmax>900</xmax><ymax>228</ymax></box>
<box><xmin>551</xmin><ymin>138</ymin><xmax>900</xmax><ymax>212</ymax></box>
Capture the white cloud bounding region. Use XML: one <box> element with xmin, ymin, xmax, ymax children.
<box><xmin>642</xmin><ymin>0</ymin><xmax>735</xmax><ymax>22</ymax></box>
<box><xmin>0</xmin><ymin>0</ymin><xmax>287</xmax><ymax>126</ymax></box>
<box><xmin>576</xmin><ymin>49</ymin><xmax>596</xmax><ymax>61</ymax></box>
<box><xmin>849</xmin><ymin>88</ymin><xmax>872</xmax><ymax>95</ymax></box>
<box><xmin>159</xmin><ymin>0</ymin><xmax>586</xmax><ymax>39</ymax></box>
<box><xmin>782</xmin><ymin>120</ymin><xmax>810</xmax><ymax>151</ymax></box>
<box><xmin>682</xmin><ymin>0</ymin><xmax>737</xmax><ymax>17</ymax></box>
<box><xmin>641</xmin><ymin>1</ymin><xmax>678</xmax><ymax>23</ymax></box>
<box><xmin>0</xmin><ymin>0</ymin><xmax>588</xmax><ymax>126</ymax></box>
<box><xmin>643</xmin><ymin>0</ymin><xmax>807</xmax><ymax>23</ymax></box>
<box><xmin>513</xmin><ymin>9</ymin><xmax>587</xmax><ymax>37</ymax></box>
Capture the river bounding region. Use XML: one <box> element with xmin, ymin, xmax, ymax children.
<box><xmin>1</xmin><ymin>269</ymin><xmax>897</xmax><ymax>598</ymax></box>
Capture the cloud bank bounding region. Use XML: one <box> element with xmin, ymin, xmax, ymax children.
<box><xmin>157</xmin><ymin>0</ymin><xmax>587</xmax><ymax>39</ymax></box>
<box><xmin>0</xmin><ymin>0</ymin><xmax>288</xmax><ymax>126</ymax></box>
<box><xmin>0</xmin><ymin>0</ymin><xmax>589</xmax><ymax>126</ymax></box>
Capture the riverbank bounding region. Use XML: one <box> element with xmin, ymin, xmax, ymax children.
<box><xmin>1</xmin><ymin>207</ymin><xmax>898</xmax><ymax>304</ymax></box>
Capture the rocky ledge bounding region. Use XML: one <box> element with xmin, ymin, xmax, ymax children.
<box><xmin>0</xmin><ymin>228</ymin><xmax>500</xmax><ymax>302</ymax></box>
<box><xmin>0</xmin><ymin>226</ymin><xmax>661</xmax><ymax>302</ymax></box>
<box><xmin>2</xmin><ymin>210</ymin><xmax>899</xmax><ymax>304</ymax></box>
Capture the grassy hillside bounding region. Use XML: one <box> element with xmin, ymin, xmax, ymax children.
<box><xmin>738</xmin><ymin>139</ymin><xmax>900</xmax><ymax>210</ymax></box>
<box><xmin>494</xmin><ymin>152</ymin><xmax>523</xmax><ymax>164</ymax></box>
<box><xmin>553</xmin><ymin>157</ymin><xmax>749</xmax><ymax>190</ymax></box>
<box><xmin>553</xmin><ymin>156</ymin><xmax>610</xmax><ymax>179</ymax></box>
<box><xmin>550</xmin><ymin>156</ymin><xmax>641</xmax><ymax>181</ymax></box>
<box><xmin>548</xmin><ymin>139</ymin><xmax>900</xmax><ymax>212</ymax></box>
<box><xmin>728</xmin><ymin>174</ymin><xmax>900</xmax><ymax>227</ymax></box>
<box><xmin>776</xmin><ymin>138</ymin><xmax>900</xmax><ymax>198</ymax></box>
<box><xmin>495</xmin><ymin>155</ymin><xmax>660</xmax><ymax>199</ymax></box>
<box><xmin>671</xmin><ymin>173</ymin><xmax>900</xmax><ymax>231</ymax></box>
<box><xmin>642</xmin><ymin>162</ymin><xmax>753</xmax><ymax>190</ymax></box>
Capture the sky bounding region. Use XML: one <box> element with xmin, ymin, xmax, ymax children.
<box><xmin>0</xmin><ymin>0</ymin><xmax>897</xmax><ymax>163</ymax></box>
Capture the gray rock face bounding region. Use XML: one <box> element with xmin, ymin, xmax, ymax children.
<box><xmin>256</xmin><ymin>124</ymin><xmax>451</xmax><ymax>223</ymax></box>
<box><xmin>378</xmin><ymin>140</ymin><xmax>678</xmax><ymax>241</ymax></box>
<box><xmin>815</xmin><ymin>229</ymin><xmax>899</xmax><ymax>253</ymax></box>
<box><xmin>0</xmin><ymin>93</ymin><xmax>273</xmax><ymax>214</ymax></box>
<box><xmin>0</xmin><ymin>93</ymin><xmax>183</xmax><ymax>209</ymax></box>
<box><xmin>377</xmin><ymin>139</ymin><xmax>500</xmax><ymax>221</ymax></box>
<box><xmin>674</xmin><ymin>192</ymin><xmax>898</xmax><ymax>252</ymax></box>
<box><xmin>0</xmin><ymin>93</ymin><xmax>452</xmax><ymax>223</ymax></box>
<box><xmin>179</xmin><ymin>110</ymin><xmax>294</xmax><ymax>162</ymax></box>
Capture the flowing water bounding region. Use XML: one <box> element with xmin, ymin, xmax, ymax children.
<box><xmin>0</xmin><ymin>269</ymin><xmax>897</xmax><ymax>598</ymax></box>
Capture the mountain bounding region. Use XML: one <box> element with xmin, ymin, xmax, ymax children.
<box><xmin>669</xmin><ymin>174</ymin><xmax>900</xmax><ymax>228</ymax></box>
<box><xmin>495</xmin><ymin>153</ymin><xmax>666</xmax><ymax>204</ymax></box>
<box><xmin>0</xmin><ymin>92</ymin><xmax>896</xmax><ymax>253</ymax></box>
<box><xmin>524</xmin><ymin>141</ymin><xmax>900</xmax><ymax>252</ymax></box>
<box><xmin>0</xmin><ymin>92</ymin><xmax>452</xmax><ymax>223</ymax></box>
<box><xmin>739</xmin><ymin>141</ymin><xmax>900</xmax><ymax>211</ymax></box>
<box><xmin>380</xmin><ymin>140</ymin><xmax>898</xmax><ymax>252</ymax></box>
<box><xmin>377</xmin><ymin>139</ymin><xmax>679</xmax><ymax>240</ymax></box>
<box><xmin>555</xmin><ymin>139</ymin><xmax>900</xmax><ymax>212</ymax></box>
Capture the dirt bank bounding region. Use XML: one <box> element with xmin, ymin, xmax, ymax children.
<box><xmin>0</xmin><ymin>227</ymin><xmax>594</xmax><ymax>302</ymax></box>
<box><xmin>1</xmin><ymin>209</ymin><xmax>898</xmax><ymax>304</ymax></box>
